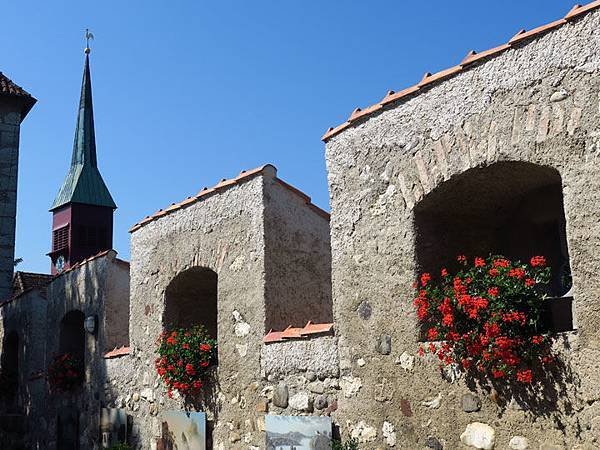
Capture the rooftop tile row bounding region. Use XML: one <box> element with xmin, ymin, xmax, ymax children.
<box><xmin>129</xmin><ymin>164</ymin><xmax>329</xmax><ymax>233</ymax></box>
<box><xmin>321</xmin><ymin>1</ymin><xmax>600</xmax><ymax>141</ymax></box>
<box><xmin>263</xmin><ymin>321</ymin><xmax>334</xmax><ymax>344</ymax></box>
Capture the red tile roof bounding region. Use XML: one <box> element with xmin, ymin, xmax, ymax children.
<box><xmin>103</xmin><ymin>346</ymin><xmax>131</xmax><ymax>359</ymax></box>
<box><xmin>129</xmin><ymin>164</ymin><xmax>330</xmax><ymax>233</ymax></box>
<box><xmin>0</xmin><ymin>72</ymin><xmax>36</xmax><ymax>117</ymax></box>
<box><xmin>1</xmin><ymin>272</ymin><xmax>53</xmax><ymax>305</ymax></box>
<box><xmin>263</xmin><ymin>321</ymin><xmax>334</xmax><ymax>344</ymax></box>
<box><xmin>322</xmin><ymin>1</ymin><xmax>600</xmax><ymax>141</ymax></box>
<box><xmin>11</xmin><ymin>271</ymin><xmax>53</xmax><ymax>297</ymax></box>
<box><xmin>0</xmin><ymin>251</ymin><xmax>124</xmax><ymax>306</ymax></box>
<box><xmin>54</xmin><ymin>250</ymin><xmax>113</xmax><ymax>278</ymax></box>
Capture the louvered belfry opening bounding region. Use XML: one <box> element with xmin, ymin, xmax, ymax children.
<box><xmin>52</xmin><ymin>225</ymin><xmax>70</xmax><ymax>253</ymax></box>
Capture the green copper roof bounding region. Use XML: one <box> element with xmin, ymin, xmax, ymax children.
<box><xmin>50</xmin><ymin>53</ymin><xmax>116</xmax><ymax>211</ymax></box>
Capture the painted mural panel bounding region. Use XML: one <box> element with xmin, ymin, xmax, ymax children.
<box><xmin>266</xmin><ymin>415</ymin><xmax>332</xmax><ymax>450</ymax></box>
<box><xmin>160</xmin><ymin>410</ymin><xmax>206</xmax><ymax>450</ymax></box>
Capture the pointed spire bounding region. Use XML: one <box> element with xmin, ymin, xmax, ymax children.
<box><xmin>50</xmin><ymin>50</ymin><xmax>116</xmax><ymax>211</ymax></box>
<box><xmin>71</xmin><ymin>53</ymin><xmax>98</xmax><ymax>167</ymax></box>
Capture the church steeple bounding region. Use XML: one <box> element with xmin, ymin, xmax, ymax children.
<box><xmin>49</xmin><ymin>44</ymin><xmax>116</xmax><ymax>274</ymax></box>
<box><xmin>50</xmin><ymin>51</ymin><xmax>116</xmax><ymax>211</ymax></box>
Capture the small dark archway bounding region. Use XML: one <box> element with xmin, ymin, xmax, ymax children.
<box><xmin>59</xmin><ymin>310</ymin><xmax>86</xmax><ymax>364</ymax></box>
<box><xmin>414</xmin><ymin>162</ymin><xmax>573</xmax><ymax>331</ymax></box>
<box><xmin>164</xmin><ymin>267</ymin><xmax>218</xmax><ymax>339</ymax></box>
<box><xmin>414</xmin><ymin>161</ymin><xmax>571</xmax><ymax>295</ymax></box>
<box><xmin>0</xmin><ymin>331</ymin><xmax>19</xmax><ymax>402</ymax></box>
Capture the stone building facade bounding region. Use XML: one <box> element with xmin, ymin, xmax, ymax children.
<box><xmin>323</xmin><ymin>4</ymin><xmax>600</xmax><ymax>449</ymax></box>
<box><xmin>0</xmin><ymin>251</ymin><xmax>130</xmax><ymax>449</ymax></box>
<box><xmin>123</xmin><ymin>163</ymin><xmax>332</xmax><ymax>448</ymax></box>
<box><xmin>0</xmin><ymin>74</ymin><xmax>35</xmax><ymax>300</ymax></box>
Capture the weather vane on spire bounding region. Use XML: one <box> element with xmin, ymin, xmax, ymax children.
<box><xmin>84</xmin><ymin>28</ymin><xmax>94</xmax><ymax>54</ymax></box>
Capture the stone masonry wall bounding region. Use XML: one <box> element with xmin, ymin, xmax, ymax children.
<box><xmin>264</xmin><ymin>177</ymin><xmax>332</xmax><ymax>331</ymax></box>
<box><xmin>0</xmin><ymin>102</ymin><xmax>22</xmax><ymax>301</ymax></box>
<box><xmin>104</xmin><ymin>260</ymin><xmax>130</xmax><ymax>350</ymax></box>
<box><xmin>325</xmin><ymin>11</ymin><xmax>600</xmax><ymax>449</ymax></box>
<box><xmin>128</xmin><ymin>173</ymin><xmax>268</xmax><ymax>448</ymax></box>
<box><xmin>0</xmin><ymin>289</ymin><xmax>47</xmax><ymax>412</ymax></box>
<box><xmin>122</xmin><ymin>167</ymin><xmax>337</xmax><ymax>449</ymax></box>
<box><xmin>33</xmin><ymin>251</ymin><xmax>129</xmax><ymax>450</ymax></box>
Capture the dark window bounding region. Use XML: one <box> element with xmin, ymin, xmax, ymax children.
<box><xmin>59</xmin><ymin>310</ymin><xmax>86</xmax><ymax>382</ymax></box>
<box><xmin>164</xmin><ymin>267</ymin><xmax>218</xmax><ymax>341</ymax></box>
<box><xmin>414</xmin><ymin>161</ymin><xmax>573</xmax><ymax>333</ymax></box>
<box><xmin>98</xmin><ymin>227</ymin><xmax>108</xmax><ymax>249</ymax></box>
<box><xmin>77</xmin><ymin>225</ymin><xmax>86</xmax><ymax>247</ymax></box>
<box><xmin>53</xmin><ymin>225</ymin><xmax>70</xmax><ymax>252</ymax></box>
<box><xmin>88</xmin><ymin>226</ymin><xmax>97</xmax><ymax>247</ymax></box>
<box><xmin>0</xmin><ymin>331</ymin><xmax>19</xmax><ymax>403</ymax></box>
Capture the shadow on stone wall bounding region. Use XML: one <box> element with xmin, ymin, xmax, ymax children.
<box><xmin>463</xmin><ymin>333</ymin><xmax>576</xmax><ymax>419</ymax></box>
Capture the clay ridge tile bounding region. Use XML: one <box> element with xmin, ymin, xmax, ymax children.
<box><xmin>54</xmin><ymin>250</ymin><xmax>113</xmax><ymax>278</ymax></box>
<box><xmin>322</xmin><ymin>0</ymin><xmax>600</xmax><ymax>141</ymax></box>
<box><xmin>263</xmin><ymin>322</ymin><xmax>335</xmax><ymax>343</ymax></box>
<box><xmin>130</xmin><ymin>164</ymin><xmax>330</xmax><ymax>232</ymax></box>
<box><xmin>129</xmin><ymin>164</ymin><xmax>274</xmax><ymax>233</ymax></box>
<box><xmin>565</xmin><ymin>1</ymin><xmax>600</xmax><ymax>19</ymax></box>
<box><xmin>508</xmin><ymin>19</ymin><xmax>566</xmax><ymax>45</ymax></box>
<box><xmin>103</xmin><ymin>346</ymin><xmax>131</xmax><ymax>359</ymax></box>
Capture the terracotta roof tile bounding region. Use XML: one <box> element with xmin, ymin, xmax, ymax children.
<box><xmin>565</xmin><ymin>1</ymin><xmax>600</xmax><ymax>19</ymax></box>
<box><xmin>0</xmin><ymin>72</ymin><xmax>36</xmax><ymax>117</ymax></box>
<box><xmin>12</xmin><ymin>272</ymin><xmax>53</xmax><ymax>297</ymax></box>
<box><xmin>103</xmin><ymin>346</ymin><xmax>131</xmax><ymax>359</ymax></box>
<box><xmin>55</xmin><ymin>250</ymin><xmax>114</xmax><ymax>278</ymax></box>
<box><xmin>263</xmin><ymin>330</ymin><xmax>285</xmax><ymax>343</ymax></box>
<box><xmin>280</xmin><ymin>326</ymin><xmax>306</xmax><ymax>339</ymax></box>
<box><xmin>508</xmin><ymin>20</ymin><xmax>566</xmax><ymax>45</ymax></box>
<box><xmin>0</xmin><ymin>72</ymin><xmax>33</xmax><ymax>97</ymax></box>
<box><xmin>322</xmin><ymin>1</ymin><xmax>600</xmax><ymax>141</ymax></box>
<box><xmin>130</xmin><ymin>164</ymin><xmax>329</xmax><ymax>232</ymax></box>
<box><xmin>263</xmin><ymin>322</ymin><xmax>335</xmax><ymax>343</ymax></box>
<box><xmin>301</xmin><ymin>321</ymin><xmax>334</xmax><ymax>335</ymax></box>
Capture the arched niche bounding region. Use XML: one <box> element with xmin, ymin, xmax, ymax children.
<box><xmin>413</xmin><ymin>161</ymin><xmax>573</xmax><ymax>331</ymax></box>
<box><xmin>163</xmin><ymin>267</ymin><xmax>218</xmax><ymax>340</ymax></box>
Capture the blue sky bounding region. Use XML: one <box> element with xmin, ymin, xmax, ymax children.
<box><xmin>2</xmin><ymin>0</ymin><xmax>578</xmax><ymax>273</ymax></box>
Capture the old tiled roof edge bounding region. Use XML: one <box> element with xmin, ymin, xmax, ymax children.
<box><xmin>52</xmin><ymin>249</ymin><xmax>116</xmax><ymax>279</ymax></box>
<box><xmin>0</xmin><ymin>251</ymin><xmax>119</xmax><ymax>307</ymax></box>
<box><xmin>103</xmin><ymin>346</ymin><xmax>131</xmax><ymax>359</ymax></box>
<box><xmin>321</xmin><ymin>1</ymin><xmax>600</xmax><ymax>141</ymax></box>
<box><xmin>0</xmin><ymin>72</ymin><xmax>37</xmax><ymax>117</ymax></box>
<box><xmin>129</xmin><ymin>164</ymin><xmax>329</xmax><ymax>233</ymax></box>
<box><xmin>263</xmin><ymin>321</ymin><xmax>334</xmax><ymax>344</ymax></box>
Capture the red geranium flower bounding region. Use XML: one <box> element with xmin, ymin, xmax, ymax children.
<box><xmin>413</xmin><ymin>254</ymin><xmax>554</xmax><ymax>384</ymax></box>
<box><xmin>530</xmin><ymin>256</ymin><xmax>546</xmax><ymax>267</ymax></box>
<box><xmin>156</xmin><ymin>325</ymin><xmax>216</xmax><ymax>397</ymax></box>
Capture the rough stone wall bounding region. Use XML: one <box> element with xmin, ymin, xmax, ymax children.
<box><xmin>325</xmin><ymin>11</ymin><xmax>600</xmax><ymax>449</ymax></box>
<box><xmin>257</xmin><ymin>335</ymin><xmax>340</xmax><ymax>421</ymax></box>
<box><xmin>264</xmin><ymin>178</ymin><xmax>332</xmax><ymax>331</ymax></box>
<box><xmin>30</xmin><ymin>251</ymin><xmax>129</xmax><ymax>450</ymax></box>
<box><xmin>104</xmin><ymin>260</ymin><xmax>130</xmax><ymax>350</ymax></box>
<box><xmin>0</xmin><ymin>289</ymin><xmax>47</xmax><ymax>414</ymax></box>
<box><xmin>128</xmin><ymin>173</ymin><xmax>268</xmax><ymax>448</ymax></box>
<box><xmin>0</xmin><ymin>102</ymin><xmax>22</xmax><ymax>301</ymax></box>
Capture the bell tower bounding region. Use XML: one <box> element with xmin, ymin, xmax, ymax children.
<box><xmin>49</xmin><ymin>46</ymin><xmax>116</xmax><ymax>274</ymax></box>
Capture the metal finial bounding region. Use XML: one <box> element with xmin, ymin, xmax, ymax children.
<box><xmin>84</xmin><ymin>28</ymin><xmax>94</xmax><ymax>54</ymax></box>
